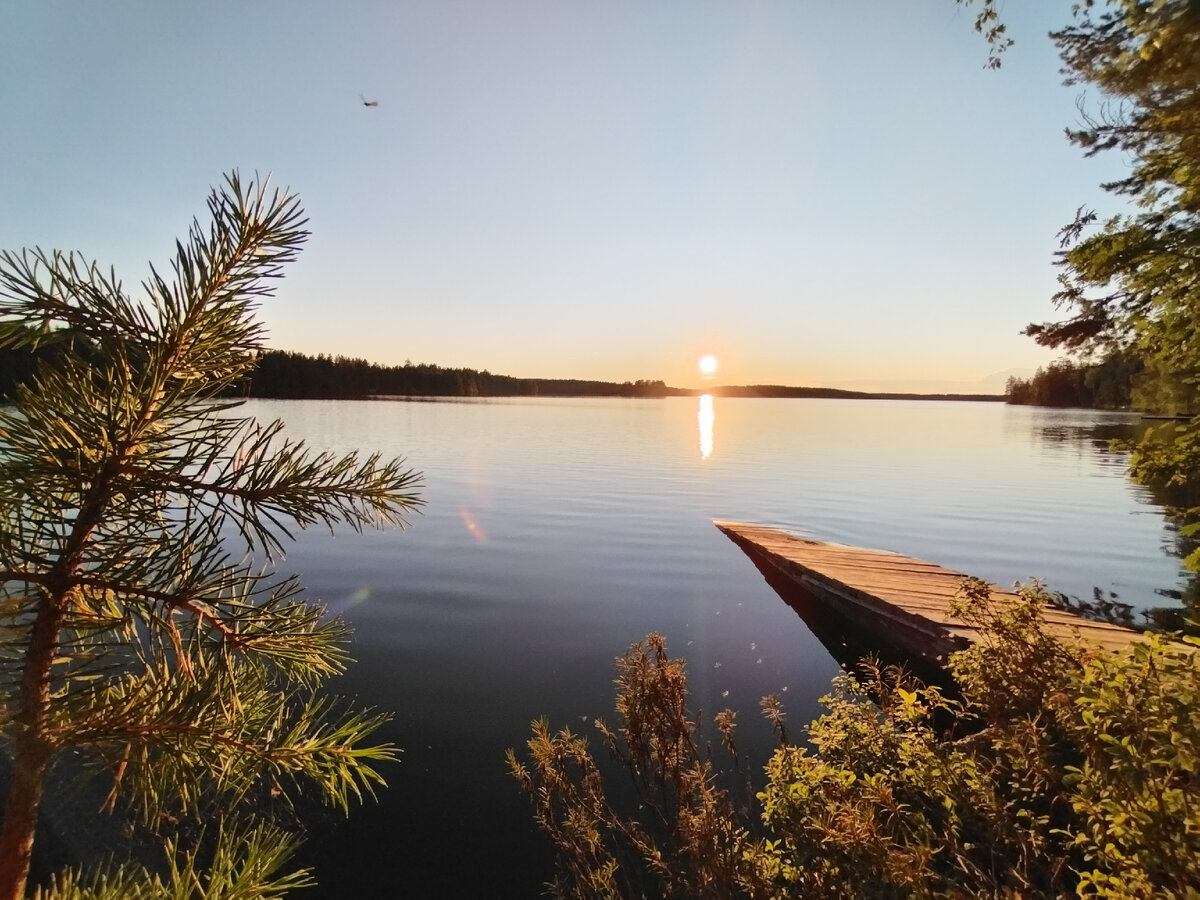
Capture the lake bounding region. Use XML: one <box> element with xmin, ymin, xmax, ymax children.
<box><xmin>249</xmin><ymin>397</ymin><xmax>1191</xmax><ymax>897</ymax></box>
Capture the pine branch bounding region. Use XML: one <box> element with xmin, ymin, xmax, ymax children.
<box><xmin>0</xmin><ymin>172</ymin><xmax>418</xmax><ymax>897</ymax></box>
<box><xmin>54</xmin><ymin>660</ymin><xmax>396</xmax><ymax>822</ymax></box>
<box><xmin>30</xmin><ymin>822</ymin><xmax>314</xmax><ymax>900</ymax></box>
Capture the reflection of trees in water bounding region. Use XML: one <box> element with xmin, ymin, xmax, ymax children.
<box><xmin>1031</xmin><ymin>421</ymin><xmax>1139</xmax><ymax>472</ymax></box>
<box><xmin>1047</xmin><ymin>583</ymin><xmax>1200</xmax><ymax>636</ymax></box>
<box><xmin>1031</xmin><ymin>416</ymin><xmax>1200</xmax><ymax>633</ymax></box>
<box><xmin>1135</xmin><ymin>474</ymin><xmax>1200</xmax><ymax>633</ymax></box>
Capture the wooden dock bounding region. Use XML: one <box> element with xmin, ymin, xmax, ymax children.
<box><xmin>715</xmin><ymin>520</ymin><xmax>1144</xmax><ymax>675</ymax></box>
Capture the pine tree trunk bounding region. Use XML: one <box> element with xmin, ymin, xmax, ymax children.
<box><xmin>0</xmin><ymin>596</ymin><xmax>67</xmax><ymax>900</ymax></box>
<box><xmin>0</xmin><ymin>456</ymin><xmax>123</xmax><ymax>898</ymax></box>
<box><xmin>0</xmin><ymin>739</ymin><xmax>51</xmax><ymax>900</ymax></box>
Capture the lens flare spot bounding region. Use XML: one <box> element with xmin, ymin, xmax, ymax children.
<box><xmin>461</xmin><ymin>509</ymin><xmax>488</xmax><ymax>542</ymax></box>
<box><xmin>344</xmin><ymin>587</ymin><xmax>372</xmax><ymax>609</ymax></box>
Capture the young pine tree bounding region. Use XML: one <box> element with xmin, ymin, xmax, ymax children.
<box><xmin>0</xmin><ymin>173</ymin><xmax>422</xmax><ymax>898</ymax></box>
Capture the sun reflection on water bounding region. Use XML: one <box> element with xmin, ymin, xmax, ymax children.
<box><xmin>698</xmin><ymin>394</ymin><xmax>714</xmax><ymax>460</ymax></box>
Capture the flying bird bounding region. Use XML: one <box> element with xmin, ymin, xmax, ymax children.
<box><xmin>360</xmin><ymin>94</ymin><xmax>379</xmax><ymax>108</ymax></box>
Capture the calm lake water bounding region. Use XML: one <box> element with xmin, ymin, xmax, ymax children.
<box><xmin>250</xmin><ymin>397</ymin><xmax>1191</xmax><ymax>898</ymax></box>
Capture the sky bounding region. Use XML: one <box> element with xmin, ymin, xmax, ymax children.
<box><xmin>1</xmin><ymin>1</ymin><xmax>1132</xmax><ymax>392</ymax></box>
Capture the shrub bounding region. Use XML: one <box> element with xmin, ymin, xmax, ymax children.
<box><xmin>512</xmin><ymin>581</ymin><xmax>1200</xmax><ymax>898</ymax></box>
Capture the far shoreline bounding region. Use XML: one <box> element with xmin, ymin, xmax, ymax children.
<box><xmin>342</xmin><ymin>388</ymin><xmax>1007</xmax><ymax>403</ymax></box>
<box><xmin>232</xmin><ymin>348</ymin><xmax>1006</xmax><ymax>403</ymax></box>
<box><xmin>0</xmin><ymin>342</ymin><xmax>1005</xmax><ymax>404</ymax></box>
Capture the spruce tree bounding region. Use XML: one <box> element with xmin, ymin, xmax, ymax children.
<box><xmin>1025</xmin><ymin>1</ymin><xmax>1200</xmax><ymax>529</ymax></box>
<box><xmin>0</xmin><ymin>172</ymin><xmax>421</xmax><ymax>898</ymax></box>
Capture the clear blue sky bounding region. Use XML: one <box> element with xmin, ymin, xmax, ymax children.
<box><xmin>1</xmin><ymin>1</ymin><xmax>1127</xmax><ymax>391</ymax></box>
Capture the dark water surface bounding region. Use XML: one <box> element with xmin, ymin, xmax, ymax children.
<box><xmin>252</xmin><ymin>397</ymin><xmax>1188</xmax><ymax>898</ymax></box>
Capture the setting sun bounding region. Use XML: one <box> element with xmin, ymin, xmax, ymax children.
<box><xmin>699</xmin><ymin>354</ymin><xmax>718</xmax><ymax>376</ymax></box>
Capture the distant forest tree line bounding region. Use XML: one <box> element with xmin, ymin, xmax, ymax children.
<box><xmin>1005</xmin><ymin>349</ymin><xmax>1197</xmax><ymax>414</ymax></box>
<box><xmin>0</xmin><ymin>343</ymin><xmax>671</xmax><ymax>401</ymax></box>
<box><xmin>242</xmin><ymin>350</ymin><xmax>673</xmax><ymax>399</ymax></box>
<box><xmin>0</xmin><ymin>343</ymin><xmax>1006</xmax><ymax>403</ymax></box>
<box><xmin>244</xmin><ymin>354</ymin><xmax>1005</xmax><ymax>401</ymax></box>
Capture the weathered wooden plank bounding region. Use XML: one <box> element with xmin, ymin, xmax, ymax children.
<box><xmin>715</xmin><ymin>520</ymin><xmax>1144</xmax><ymax>668</ymax></box>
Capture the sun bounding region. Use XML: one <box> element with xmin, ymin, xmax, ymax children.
<box><xmin>698</xmin><ymin>354</ymin><xmax>719</xmax><ymax>376</ymax></box>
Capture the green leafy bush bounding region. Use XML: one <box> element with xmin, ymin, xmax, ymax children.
<box><xmin>511</xmin><ymin>581</ymin><xmax>1200</xmax><ymax>898</ymax></box>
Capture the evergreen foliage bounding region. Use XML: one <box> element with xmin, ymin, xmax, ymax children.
<box><xmin>1003</xmin><ymin>350</ymin><xmax>1142</xmax><ymax>409</ymax></box>
<box><xmin>511</xmin><ymin>584</ymin><xmax>1200</xmax><ymax>898</ymax></box>
<box><xmin>1022</xmin><ymin>1</ymin><xmax>1200</xmax><ymax>536</ymax></box>
<box><xmin>0</xmin><ymin>173</ymin><xmax>422</xmax><ymax>898</ymax></box>
<box><xmin>243</xmin><ymin>350</ymin><xmax>670</xmax><ymax>399</ymax></box>
<box><xmin>1006</xmin><ymin>360</ymin><xmax>1096</xmax><ymax>408</ymax></box>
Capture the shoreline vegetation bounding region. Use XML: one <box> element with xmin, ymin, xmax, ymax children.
<box><xmin>229</xmin><ymin>349</ymin><xmax>1011</xmax><ymax>402</ymax></box>
<box><xmin>512</xmin><ymin>590</ymin><xmax>1200</xmax><ymax>899</ymax></box>
<box><xmin>1002</xmin><ymin>353</ymin><xmax>1197</xmax><ymax>415</ymax></box>
<box><xmin>0</xmin><ymin>344</ymin><xmax>1004</xmax><ymax>403</ymax></box>
<box><xmin>1</xmin><ymin>336</ymin><xmax>1187</xmax><ymax>415</ymax></box>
